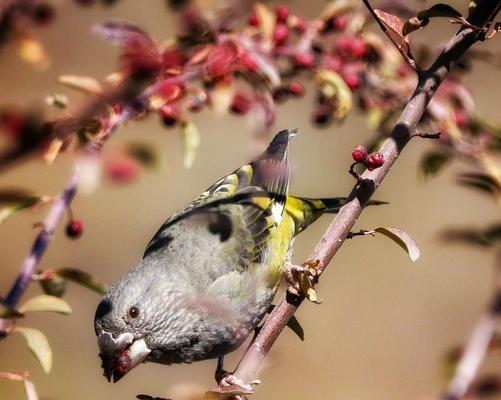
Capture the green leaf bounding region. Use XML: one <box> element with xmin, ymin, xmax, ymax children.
<box><xmin>419</xmin><ymin>150</ymin><xmax>452</xmax><ymax>181</ymax></box>
<box><xmin>417</xmin><ymin>4</ymin><xmax>463</xmax><ymax>20</ymax></box>
<box><xmin>15</xmin><ymin>327</ymin><xmax>52</xmax><ymax>373</ymax></box>
<box><xmin>375</xmin><ymin>227</ymin><xmax>421</xmax><ymax>262</ymax></box>
<box><xmin>38</xmin><ymin>268</ymin><xmax>108</xmax><ymax>295</ymax></box>
<box><xmin>18</xmin><ymin>295</ymin><xmax>72</xmax><ymax>315</ymax></box>
<box><xmin>179</xmin><ymin>121</ymin><xmax>200</xmax><ymax>169</ymax></box>
<box><xmin>39</xmin><ymin>275</ymin><xmax>68</xmax><ymax>298</ymax></box>
<box><xmin>0</xmin><ymin>303</ymin><xmax>24</xmax><ymax>319</ymax></box>
<box><xmin>0</xmin><ymin>190</ymin><xmax>40</xmax><ymax>224</ymax></box>
<box><xmin>315</xmin><ymin>69</ymin><xmax>352</xmax><ymax>120</ymax></box>
<box><xmin>457</xmin><ymin>172</ymin><xmax>500</xmax><ymax>196</ymax></box>
<box><xmin>441</xmin><ymin>228</ymin><xmax>491</xmax><ymax>247</ymax></box>
<box><xmin>126</xmin><ymin>142</ymin><xmax>159</xmax><ymax>170</ymax></box>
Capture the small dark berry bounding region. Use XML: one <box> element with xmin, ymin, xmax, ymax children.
<box><xmin>272</xmin><ymin>87</ymin><xmax>289</xmax><ymax>103</ymax></box>
<box><xmin>248</xmin><ymin>12</ymin><xmax>259</xmax><ymax>27</ymax></box>
<box><xmin>287</xmin><ymin>82</ymin><xmax>305</xmax><ymax>97</ymax></box>
<box><xmin>66</xmin><ymin>219</ymin><xmax>83</xmax><ymax>239</ymax></box>
<box><xmin>229</xmin><ymin>94</ymin><xmax>251</xmax><ymax>115</ymax></box>
<box><xmin>366</xmin><ymin>152</ymin><xmax>384</xmax><ymax>170</ymax></box>
<box><xmin>160</xmin><ymin>105</ymin><xmax>179</xmax><ymax>127</ymax></box>
<box><xmin>273</xmin><ymin>24</ymin><xmax>289</xmax><ymax>45</ymax></box>
<box><xmin>275</xmin><ymin>5</ymin><xmax>289</xmax><ymax>23</ymax></box>
<box><xmin>352</xmin><ymin>145</ymin><xmax>367</xmax><ymax>162</ymax></box>
<box><xmin>32</xmin><ymin>2</ymin><xmax>56</xmax><ymax>26</ymax></box>
<box><xmin>313</xmin><ymin>107</ymin><xmax>332</xmax><ymax>126</ymax></box>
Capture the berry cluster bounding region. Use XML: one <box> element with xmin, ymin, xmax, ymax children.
<box><xmin>352</xmin><ymin>145</ymin><xmax>384</xmax><ymax>171</ymax></box>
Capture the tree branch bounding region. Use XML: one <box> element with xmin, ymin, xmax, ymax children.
<box><xmin>210</xmin><ymin>0</ymin><xmax>501</xmax><ymax>395</ymax></box>
<box><xmin>443</xmin><ymin>268</ymin><xmax>501</xmax><ymax>400</ymax></box>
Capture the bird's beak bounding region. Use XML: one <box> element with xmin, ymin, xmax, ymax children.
<box><xmin>97</xmin><ymin>331</ymin><xmax>151</xmax><ymax>382</ymax></box>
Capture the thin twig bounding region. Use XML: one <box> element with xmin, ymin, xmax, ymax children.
<box><xmin>208</xmin><ymin>0</ymin><xmax>501</xmax><ymax>396</ymax></box>
<box><xmin>443</xmin><ymin>269</ymin><xmax>501</xmax><ymax>400</ymax></box>
<box><xmin>0</xmin><ymin>70</ymin><xmax>203</xmax><ymax>335</ymax></box>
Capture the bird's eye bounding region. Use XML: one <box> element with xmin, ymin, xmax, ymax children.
<box><xmin>128</xmin><ymin>306</ymin><xmax>139</xmax><ymax>319</ymax></box>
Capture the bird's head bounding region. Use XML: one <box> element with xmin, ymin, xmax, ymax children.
<box><xmin>93</xmin><ymin>261</ymin><xmax>175</xmax><ymax>382</ymax></box>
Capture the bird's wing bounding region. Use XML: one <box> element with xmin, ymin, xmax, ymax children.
<box><xmin>143</xmin><ymin>129</ymin><xmax>296</xmax><ymax>261</ymax></box>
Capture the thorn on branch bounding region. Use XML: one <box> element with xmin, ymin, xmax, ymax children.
<box><xmin>347</xmin><ymin>229</ymin><xmax>376</xmax><ymax>239</ymax></box>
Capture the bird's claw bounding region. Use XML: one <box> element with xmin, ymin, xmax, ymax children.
<box><xmin>207</xmin><ymin>373</ymin><xmax>257</xmax><ymax>399</ymax></box>
<box><xmin>285</xmin><ymin>260</ymin><xmax>323</xmax><ymax>303</ymax></box>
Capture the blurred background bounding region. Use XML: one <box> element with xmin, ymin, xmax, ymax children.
<box><xmin>0</xmin><ymin>0</ymin><xmax>500</xmax><ymax>399</ymax></box>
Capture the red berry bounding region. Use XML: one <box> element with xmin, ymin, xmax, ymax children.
<box><xmin>106</xmin><ymin>157</ymin><xmax>140</xmax><ymax>183</ymax></box>
<box><xmin>160</xmin><ymin>105</ymin><xmax>179</xmax><ymax>127</ymax></box>
<box><xmin>343</xmin><ymin>74</ymin><xmax>360</xmax><ymax>90</ymax></box>
<box><xmin>275</xmin><ymin>5</ymin><xmax>289</xmax><ymax>23</ymax></box>
<box><xmin>313</xmin><ymin>106</ymin><xmax>332</xmax><ymax>126</ymax></box>
<box><xmin>229</xmin><ymin>94</ymin><xmax>251</xmax><ymax>115</ymax></box>
<box><xmin>332</xmin><ymin>15</ymin><xmax>348</xmax><ymax>31</ymax></box>
<box><xmin>248</xmin><ymin>12</ymin><xmax>259</xmax><ymax>27</ymax></box>
<box><xmin>293</xmin><ymin>52</ymin><xmax>315</xmax><ymax>68</ymax></box>
<box><xmin>273</xmin><ymin>24</ymin><xmax>289</xmax><ymax>45</ymax></box>
<box><xmin>66</xmin><ymin>219</ymin><xmax>83</xmax><ymax>239</ymax></box>
<box><xmin>287</xmin><ymin>82</ymin><xmax>305</xmax><ymax>97</ymax></box>
<box><xmin>32</xmin><ymin>2</ymin><xmax>56</xmax><ymax>26</ymax></box>
<box><xmin>352</xmin><ymin>145</ymin><xmax>367</xmax><ymax>162</ymax></box>
<box><xmin>366</xmin><ymin>152</ymin><xmax>384</xmax><ymax>170</ymax></box>
<box><xmin>350</xmin><ymin>38</ymin><xmax>367</xmax><ymax>58</ymax></box>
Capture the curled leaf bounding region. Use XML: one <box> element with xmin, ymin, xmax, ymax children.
<box><xmin>179</xmin><ymin>121</ymin><xmax>200</xmax><ymax>169</ymax></box>
<box><xmin>417</xmin><ymin>4</ymin><xmax>463</xmax><ymax>20</ymax></box>
<box><xmin>374</xmin><ymin>227</ymin><xmax>421</xmax><ymax>262</ymax></box>
<box><xmin>441</xmin><ymin>224</ymin><xmax>501</xmax><ymax>248</ymax></box>
<box><xmin>403</xmin><ymin>17</ymin><xmax>430</xmax><ymax>37</ymax></box>
<box><xmin>57</xmin><ymin>75</ymin><xmax>104</xmax><ymax>96</ymax></box>
<box><xmin>15</xmin><ymin>327</ymin><xmax>52</xmax><ymax>374</ymax></box>
<box><xmin>457</xmin><ymin>172</ymin><xmax>500</xmax><ymax>199</ymax></box>
<box><xmin>18</xmin><ymin>295</ymin><xmax>72</xmax><ymax>315</ymax></box>
<box><xmin>37</xmin><ymin>268</ymin><xmax>108</xmax><ymax>295</ymax></box>
<box><xmin>374</xmin><ymin>9</ymin><xmax>412</xmax><ymax>56</ymax></box>
<box><xmin>0</xmin><ymin>190</ymin><xmax>41</xmax><ymax>224</ymax></box>
<box><xmin>315</xmin><ymin>69</ymin><xmax>352</xmax><ymax>120</ymax></box>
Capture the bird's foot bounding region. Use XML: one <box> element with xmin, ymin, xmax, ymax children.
<box><xmin>208</xmin><ymin>372</ymin><xmax>258</xmax><ymax>399</ymax></box>
<box><xmin>285</xmin><ymin>259</ymin><xmax>323</xmax><ymax>303</ymax></box>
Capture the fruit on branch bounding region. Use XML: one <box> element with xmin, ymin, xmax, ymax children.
<box><xmin>352</xmin><ymin>145</ymin><xmax>368</xmax><ymax>162</ymax></box>
<box><xmin>66</xmin><ymin>219</ymin><xmax>83</xmax><ymax>239</ymax></box>
<box><xmin>366</xmin><ymin>152</ymin><xmax>385</xmax><ymax>171</ymax></box>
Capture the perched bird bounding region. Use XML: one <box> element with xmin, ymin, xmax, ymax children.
<box><xmin>95</xmin><ymin>129</ymin><xmax>358</xmax><ymax>383</ymax></box>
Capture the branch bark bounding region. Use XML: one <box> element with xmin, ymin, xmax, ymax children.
<box><xmin>211</xmin><ymin>0</ymin><xmax>501</xmax><ymax>395</ymax></box>
<box><xmin>444</xmin><ymin>268</ymin><xmax>501</xmax><ymax>400</ymax></box>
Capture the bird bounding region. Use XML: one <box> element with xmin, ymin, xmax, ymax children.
<box><xmin>94</xmin><ymin>129</ymin><xmax>367</xmax><ymax>385</ymax></box>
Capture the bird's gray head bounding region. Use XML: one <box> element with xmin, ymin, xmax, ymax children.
<box><xmin>94</xmin><ymin>258</ymin><xmax>180</xmax><ymax>382</ymax></box>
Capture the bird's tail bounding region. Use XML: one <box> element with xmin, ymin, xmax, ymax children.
<box><xmin>285</xmin><ymin>195</ymin><xmax>387</xmax><ymax>235</ymax></box>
